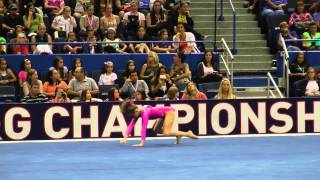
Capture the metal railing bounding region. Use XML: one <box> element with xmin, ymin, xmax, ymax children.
<box><xmin>267</xmin><ymin>72</ymin><xmax>284</xmax><ymax>98</ymax></box>
<box><xmin>218</xmin><ymin>0</ymin><xmax>237</xmax><ymax>54</ymax></box>
<box><xmin>280</xmin><ymin>35</ymin><xmax>291</xmax><ymax>97</ymax></box>
<box><xmin>220</xmin><ymin>38</ymin><xmax>234</xmax><ymax>86</ymax></box>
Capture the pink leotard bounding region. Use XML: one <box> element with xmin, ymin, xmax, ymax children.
<box><xmin>126</xmin><ymin>106</ymin><xmax>175</xmax><ymax>141</ymax></box>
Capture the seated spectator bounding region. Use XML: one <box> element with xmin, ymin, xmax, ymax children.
<box><xmin>10</xmin><ymin>27</ymin><xmax>29</xmax><ymax>55</ymax></box>
<box><xmin>83</xmin><ymin>32</ymin><xmax>103</xmax><ymax>54</ymax></box>
<box><xmin>214</xmin><ymin>78</ymin><xmax>236</xmax><ymax>99</ymax></box>
<box><xmin>100</xmin><ymin>4</ymin><xmax>120</xmax><ymax>35</ymax></box>
<box><xmin>146</xmin><ymin>0</ymin><xmax>167</xmax><ymax>38</ymax></box>
<box><xmin>102</xmin><ymin>27</ymin><xmax>127</xmax><ymax>53</ymax></box>
<box><xmin>105</xmin><ymin>87</ymin><xmax>123</xmax><ymax>101</ymax></box>
<box><xmin>289</xmin><ymin>52</ymin><xmax>308</xmax><ymax>96</ymax></box>
<box><xmin>2</xmin><ymin>4</ymin><xmax>24</xmax><ymax>37</ymax></box>
<box><xmin>98</xmin><ymin>61</ymin><xmax>118</xmax><ymax>85</ymax></box>
<box><xmin>64</xmin><ymin>32</ymin><xmax>83</xmax><ymax>54</ymax></box>
<box><xmin>80</xmin><ymin>89</ymin><xmax>102</xmax><ymax>102</ymax></box>
<box><xmin>68</xmin><ymin>58</ymin><xmax>84</xmax><ymax>82</ymax></box>
<box><xmin>44</xmin><ymin>0</ymin><xmax>64</xmax><ymax>17</ymax></box>
<box><xmin>128</xmin><ymin>26</ymin><xmax>151</xmax><ymax>53</ymax></box>
<box><xmin>135</xmin><ymin>89</ymin><xmax>148</xmax><ymax>100</ymax></box>
<box><xmin>21</xmin><ymin>81</ymin><xmax>48</xmax><ymax>103</ymax></box>
<box><xmin>152</xmin><ymin>28</ymin><xmax>176</xmax><ymax>53</ymax></box>
<box><xmin>123</xmin><ymin>1</ymin><xmax>145</xmax><ymax>37</ymax></box>
<box><xmin>289</xmin><ymin>1</ymin><xmax>313</xmax><ymax>35</ymax></box>
<box><xmin>112</xmin><ymin>0</ymin><xmax>131</xmax><ymax>17</ymax></box>
<box><xmin>67</xmin><ymin>67</ymin><xmax>99</xmax><ymax>100</ymax></box>
<box><xmin>197</xmin><ymin>50</ymin><xmax>222</xmax><ymax>83</ymax></box>
<box><xmin>173</xmin><ymin>23</ymin><xmax>199</xmax><ymax>53</ymax></box>
<box><xmin>313</xmin><ymin>3</ymin><xmax>320</xmax><ymax>28</ymax></box>
<box><xmin>295</xmin><ymin>67</ymin><xmax>320</xmax><ymax>97</ymax></box>
<box><xmin>18</xmin><ymin>58</ymin><xmax>32</xmax><ymax>87</ymax></box>
<box><xmin>23</xmin><ymin>3</ymin><xmax>44</xmax><ymax>35</ymax></box>
<box><xmin>49</xmin><ymin>87</ymin><xmax>70</xmax><ymax>102</ymax></box>
<box><xmin>120</xmin><ymin>71</ymin><xmax>149</xmax><ymax>99</ymax></box>
<box><xmin>0</xmin><ymin>0</ymin><xmax>7</xmax><ymax>16</ymax></box>
<box><xmin>49</xmin><ymin>57</ymin><xmax>68</xmax><ymax>82</ymax></box>
<box><xmin>22</xmin><ymin>69</ymin><xmax>43</xmax><ymax>97</ymax></box>
<box><xmin>31</xmin><ymin>23</ymin><xmax>53</xmax><ymax>54</ymax></box>
<box><xmin>120</xmin><ymin>60</ymin><xmax>137</xmax><ymax>86</ymax></box>
<box><xmin>164</xmin><ymin>85</ymin><xmax>179</xmax><ymax>100</ymax></box>
<box><xmin>277</xmin><ymin>21</ymin><xmax>301</xmax><ymax>52</ymax></box>
<box><xmin>150</xmin><ymin>66</ymin><xmax>173</xmax><ymax>99</ymax></box>
<box><xmin>79</xmin><ymin>5</ymin><xmax>99</xmax><ymax>35</ymax></box>
<box><xmin>261</xmin><ymin>0</ymin><xmax>287</xmax><ymax>17</ymax></box>
<box><xmin>302</xmin><ymin>22</ymin><xmax>320</xmax><ymax>50</ymax></box>
<box><xmin>43</xmin><ymin>69</ymin><xmax>69</xmax><ymax>98</ymax></box>
<box><xmin>181</xmin><ymin>81</ymin><xmax>207</xmax><ymax>100</ymax></box>
<box><xmin>74</xmin><ymin>0</ymin><xmax>92</xmax><ymax>18</ymax></box>
<box><xmin>0</xmin><ymin>58</ymin><xmax>17</xmax><ymax>86</ymax></box>
<box><xmin>51</xmin><ymin>6</ymin><xmax>77</xmax><ymax>39</ymax></box>
<box><xmin>0</xmin><ymin>36</ymin><xmax>6</xmax><ymax>54</ymax></box>
<box><xmin>169</xmin><ymin>52</ymin><xmax>191</xmax><ymax>91</ymax></box>
<box><xmin>140</xmin><ymin>51</ymin><xmax>162</xmax><ymax>86</ymax></box>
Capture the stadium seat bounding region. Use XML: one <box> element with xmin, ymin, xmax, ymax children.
<box><xmin>99</xmin><ymin>84</ymin><xmax>119</xmax><ymax>99</ymax></box>
<box><xmin>0</xmin><ymin>86</ymin><xmax>16</xmax><ymax>102</ymax></box>
<box><xmin>198</xmin><ymin>82</ymin><xmax>221</xmax><ymax>98</ymax></box>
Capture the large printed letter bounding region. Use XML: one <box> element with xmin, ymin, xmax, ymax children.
<box><xmin>211</xmin><ymin>103</ymin><xmax>236</xmax><ymax>134</ymax></box>
<box><xmin>5</xmin><ymin>107</ymin><xmax>31</xmax><ymax>140</ymax></box>
<box><xmin>269</xmin><ymin>102</ymin><xmax>293</xmax><ymax>133</ymax></box>
<box><xmin>102</xmin><ymin>105</ymin><xmax>127</xmax><ymax>137</ymax></box>
<box><xmin>44</xmin><ymin>107</ymin><xmax>70</xmax><ymax>139</ymax></box>
<box><xmin>73</xmin><ymin>106</ymin><xmax>99</xmax><ymax>138</ymax></box>
<box><xmin>240</xmin><ymin>102</ymin><xmax>266</xmax><ymax>133</ymax></box>
<box><xmin>297</xmin><ymin>101</ymin><xmax>320</xmax><ymax>133</ymax></box>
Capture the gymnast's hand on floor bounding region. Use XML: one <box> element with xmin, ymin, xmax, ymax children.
<box><xmin>120</xmin><ymin>137</ymin><xmax>127</xmax><ymax>144</ymax></box>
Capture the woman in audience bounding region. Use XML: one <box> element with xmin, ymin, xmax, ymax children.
<box><xmin>120</xmin><ymin>60</ymin><xmax>137</xmax><ymax>86</ymax></box>
<box><xmin>150</xmin><ymin>66</ymin><xmax>172</xmax><ymax>99</ymax></box>
<box><xmin>49</xmin><ymin>87</ymin><xmax>70</xmax><ymax>102</ymax></box>
<box><xmin>0</xmin><ymin>58</ymin><xmax>17</xmax><ymax>86</ymax></box>
<box><xmin>102</xmin><ymin>27</ymin><xmax>127</xmax><ymax>53</ymax></box>
<box><xmin>289</xmin><ymin>1</ymin><xmax>313</xmax><ymax>35</ymax></box>
<box><xmin>197</xmin><ymin>50</ymin><xmax>222</xmax><ymax>83</ymax></box>
<box><xmin>181</xmin><ymin>81</ymin><xmax>207</xmax><ymax>100</ymax></box>
<box><xmin>50</xmin><ymin>57</ymin><xmax>69</xmax><ymax>82</ymax></box>
<box><xmin>302</xmin><ymin>22</ymin><xmax>320</xmax><ymax>50</ymax></box>
<box><xmin>80</xmin><ymin>89</ymin><xmax>102</xmax><ymax>102</ymax></box>
<box><xmin>43</xmin><ymin>69</ymin><xmax>69</xmax><ymax>98</ymax></box>
<box><xmin>152</xmin><ymin>28</ymin><xmax>176</xmax><ymax>53</ymax></box>
<box><xmin>128</xmin><ymin>26</ymin><xmax>151</xmax><ymax>53</ymax></box>
<box><xmin>68</xmin><ymin>58</ymin><xmax>84</xmax><ymax>82</ymax></box>
<box><xmin>295</xmin><ymin>67</ymin><xmax>320</xmax><ymax>97</ymax></box>
<box><xmin>64</xmin><ymin>32</ymin><xmax>83</xmax><ymax>54</ymax></box>
<box><xmin>173</xmin><ymin>23</ymin><xmax>199</xmax><ymax>53</ymax></box>
<box><xmin>74</xmin><ymin>0</ymin><xmax>92</xmax><ymax>18</ymax></box>
<box><xmin>23</xmin><ymin>2</ymin><xmax>44</xmax><ymax>35</ymax></box>
<box><xmin>135</xmin><ymin>89</ymin><xmax>148</xmax><ymax>100</ymax></box>
<box><xmin>214</xmin><ymin>78</ymin><xmax>236</xmax><ymax>99</ymax></box>
<box><xmin>105</xmin><ymin>87</ymin><xmax>123</xmax><ymax>101</ymax></box>
<box><xmin>22</xmin><ymin>68</ymin><xmax>43</xmax><ymax>96</ymax></box>
<box><xmin>289</xmin><ymin>52</ymin><xmax>308</xmax><ymax>96</ymax></box>
<box><xmin>165</xmin><ymin>85</ymin><xmax>180</xmax><ymax>100</ymax></box>
<box><xmin>123</xmin><ymin>1</ymin><xmax>146</xmax><ymax>37</ymax></box>
<box><xmin>169</xmin><ymin>52</ymin><xmax>191</xmax><ymax>91</ymax></box>
<box><xmin>31</xmin><ymin>23</ymin><xmax>53</xmax><ymax>54</ymax></box>
<box><xmin>79</xmin><ymin>5</ymin><xmax>100</xmax><ymax>35</ymax></box>
<box><xmin>100</xmin><ymin>4</ymin><xmax>120</xmax><ymax>34</ymax></box>
<box><xmin>146</xmin><ymin>0</ymin><xmax>167</xmax><ymax>38</ymax></box>
<box><xmin>98</xmin><ymin>61</ymin><xmax>118</xmax><ymax>85</ymax></box>
<box><xmin>18</xmin><ymin>58</ymin><xmax>32</xmax><ymax>87</ymax></box>
<box><xmin>140</xmin><ymin>51</ymin><xmax>162</xmax><ymax>86</ymax></box>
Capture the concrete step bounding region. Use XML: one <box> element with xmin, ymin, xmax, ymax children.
<box><xmin>193</xmin><ymin>14</ymin><xmax>256</xmax><ymax>21</ymax></box>
<box><xmin>235</xmin><ymin>89</ymin><xmax>282</xmax><ymax>99</ymax></box>
<box><xmin>220</xmin><ymin>40</ymin><xmax>267</xmax><ymax>48</ymax></box>
<box><xmin>205</xmin><ymin>47</ymin><xmax>270</xmax><ymax>55</ymax></box>
<box><xmin>233</xmin><ymin>54</ymin><xmax>273</xmax><ymax>62</ymax></box>
<box><xmin>210</xmin><ymin>34</ymin><xmax>265</xmax><ymax>41</ymax></box>
<box><xmin>190</xmin><ymin>1</ymin><xmax>244</xmax><ymax>8</ymax></box>
<box><xmin>190</xmin><ymin>8</ymin><xmax>248</xmax><ymax>15</ymax></box>
<box><xmin>196</xmin><ymin>27</ymin><xmax>261</xmax><ymax>35</ymax></box>
<box><xmin>219</xmin><ymin>61</ymin><xmax>272</xmax><ymax>69</ymax></box>
<box><xmin>195</xmin><ymin>21</ymin><xmax>258</xmax><ymax>28</ymax></box>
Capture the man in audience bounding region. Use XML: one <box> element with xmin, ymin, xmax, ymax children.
<box><xmin>21</xmin><ymin>81</ymin><xmax>48</xmax><ymax>103</ymax></box>
<box><xmin>120</xmin><ymin>71</ymin><xmax>149</xmax><ymax>99</ymax></box>
<box><xmin>2</xmin><ymin>4</ymin><xmax>23</xmax><ymax>38</ymax></box>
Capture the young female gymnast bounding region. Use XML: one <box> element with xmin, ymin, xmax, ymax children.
<box><xmin>120</xmin><ymin>100</ymin><xmax>198</xmax><ymax>147</ymax></box>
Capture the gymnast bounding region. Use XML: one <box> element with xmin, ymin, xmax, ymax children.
<box><xmin>120</xmin><ymin>100</ymin><xmax>198</xmax><ymax>147</ymax></box>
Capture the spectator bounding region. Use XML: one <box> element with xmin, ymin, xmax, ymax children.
<box><xmin>79</xmin><ymin>5</ymin><xmax>99</xmax><ymax>35</ymax></box>
<box><xmin>169</xmin><ymin>52</ymin><xmax>191</xmax><ymax>91</ymax></box>
<box><xmin>289</xmin><ymin>1</ymin><xmax>313</xmax><ymax>35</ymax></box>
<box><xmin>164</xmin><ymin>85</ymin><xmax>179</xmax><ymax>100</ymax></box>
<box><xmin>150</xmin><ymin>66</ymin><xmax>173</xmax><ymax>99</ymax></box>
<box><xmin>100</xmin><ymin>4</ymin><xmax>120</xmax><ymax>34</ymax></box>
<box><xmin>313</xmin><ymin>3</ymin><xmax>320</xmax><ymax>28</ymax></box>
<box><xmin>43</xmin><ymin>69</ymin><xmax>69</xmax><ymax>98</ymax></box>
<box><xmin>10</xmin><ymin>30</ymin><xmax>29</xmax><ymax>55</ymax></box>
<box><xmin>83</xmin><ymin>32</ymin><xmax>103</xmax><ymax>54</ymax></box>
<box><xmin>102</xmin><ymin>27</ymin><xmax>127</xmax><ymax>53</ymax></box>
<box><xmin>0</xmin><ymin>58</ymin><xmax>17</xmax><ymax>86</ymax></box>
<box><xmin>302</xmin><ymin>22</ymin><xmax>320</xmax><ymax>50</ymax></box>
<box><xmin>135</xmin><ymin>89</ymin><xmax>148</xmax><ymax>100</ymax></box>
<box><xmin>2</xmin><ymin>4</ymin><xmax>24</xmax><ymax>37</ymax></box>
<box><xmin>105</xmin><ymin>87</ymin><xmax>123</xmax><ymax>101</ymax></box>
<box><xmin>277</xmin><ymin>21</ymin><xmax>301</xmax><ymax>52</ymax></box>
<box><xmin>120</xmin><ymin>60</ymin><xmax>137</xmax><ymax>86</ymax></box>
<box><xmin>214</xmin><ymin>78</ymin><xmax>236</xmax><ymax>99</ymax></box>
<box><xmin>98</xmin><ymin>61</ymin><xmax>118</xmax><ymax>85</ymax></box>
<box><xmin>289</xmin><ymin>52</ymin><xmax>308</xmax><ymax>96</ymax></box>
<box><xmin>49</xmin><ymin>87</ymin><xmax>70</xmax><ymax>102</ymax></box>
<box><xmin>261</xmin><ymin>0</ymin><xmax>287</xmax><ymax>17</ymax></box>
<box><xmin>181</xmin><ymin>81</ymin><xmax>207</xmax><ymax>100</ymax></box>
<box><xmin>197</xmin><ymin>50</ymin><xmax>222</xmax><ymax>83</ymax></box>
<box><xmin>140</xmin><ymin>51</ymin><xmax>162</xmax><ymax>85</ymax></box>
<box><xmin>173</xmin><ymin>23</ymin><xmax>199</xmax><ymax>53</ymax></box>
<box><xmin>31</xmin><ymin>23</ymin><xmax>53</xmax><ymax>54</ymax></box>
<box><xmin>18</xmin><ymin>58</ymin><xmax>32</xmax><ymax>87</ymax></box>
<box><xmin>22</xmin><ymin>69</ymin><xmax>43</xmax><ymax>97</ymax></box>
<box><xmin>0</xmin><ymin>0</ymin><xmax>7</xmax><ymax>16</ymax></box>
<box><xmin>146</xmin><ymin>0</ymin><xmax>167</xmax><ymax>37</ymax></box>
<box><xmin>152</xmin><ymin>28</ymin><xmax>176</xmax><ymax>53</ymax></box>
<box><xmin>68</xmin><ymin>58</ymin><xmax>84</xmax><ymax>82</ymax></box>
<box><xmin>23</xmin><ymin>2</ymin><xmax>43</xmax><ymax>35</ymax></box>
<box><xmin>123</xmin><ymin>1</ymin><xmax>145</xmax><ymax>37</ymax></box>
<box><xmin>51</xmin><ymin>6</ymin><xmax>77</xmax><ymax>39</ymax></box>
<box><xmin>21</xmin><ymin>81</ymin><xmax>48</xmax><ymax>103</ymax></box>
<box><xmin>0</xmin><ymin>36</ymin><xmax>6</xmax><ymax>54</ymax></box>
<box><xmin>67</xmin><ymin>67</ymin><xmax>99</xmax><ymax>100</ymax></box>
<box><xmin>74</xmin><ymin>0</ymin><xmax>92</xmax><ymax>18</ymax></box>
<box><xmin>80</xmin><ymin>89</ymin><xmax>102</xmax><ymax>102</ymax></box>
<box><xmin>128</xmin><ymin>26</ymin><xmax>151</xmax><ymax>53</ymax></box>
<box><xmin>120</xmin><ymin>71</ymin><xmax>149</xmax><ymax>99</ymax></box>
<box><xmin>64</xmin><ymin>32</ymin><xmax>83</xmax><ymax>54</ymax></box>
<box><xmin>49</xmin><ymin>57</ymin><xmax>68</xmax><ymax>82</ymax></box>
<box><xmin>295</xmin><ymin>67</ymin><xmax>320</xmax><ymax>97</ymax></box>
<box><xmin>44</xmin><ymin>0</ymin><xmax>65</xmax><ymax>16</ymax></box>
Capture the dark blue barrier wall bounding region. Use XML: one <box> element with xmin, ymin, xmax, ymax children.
<box><xmin>2</xmin><ymin>53</ymin><xmax>219</xmax><ymax>76</ymax></box>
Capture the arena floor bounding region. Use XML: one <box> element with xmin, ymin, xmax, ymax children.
<box><xmin>1</xmin><ymin>135</ymin><xmax>320</xmax><ymax>180</ymax></box>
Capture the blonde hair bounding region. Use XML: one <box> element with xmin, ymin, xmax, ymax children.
<box><xmin>216</xmin><ymin>79</ymin><xmax>235</xmax><ymax>99</ymax></box>
<box><xmin>183</xmin><ymin>81</ymin><xmax>199</xmax><ymax>99</ymax></box>
<box><xmin>147</xmin><ymin>51</ymin><xmax>160</xmax><ymax>65</ymax></box>
<box><xmin>279</xmin><ymin>21</ymin><xmax>289</xmax><ymax>28</ymax></box>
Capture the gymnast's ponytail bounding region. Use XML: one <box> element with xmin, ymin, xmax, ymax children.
<box><xmin>121</xmin><ymin>99</ymin><xmax>138</xmax><ymax>119</ymax></box>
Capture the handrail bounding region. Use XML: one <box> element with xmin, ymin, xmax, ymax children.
<box><xmin>220</xmin><ymin>38</ymin><xmax>234</xmax><ymax>87</ymax></box>
<box><xmin>267</xmin><ymin>72</ymin><xmax>284</xmax><ymax>98</ymax></box>
<box><xmin>220</xmin><ymin>55</ymin><xmax>231</xmax><ymax>78</ymax></box>
<box><xmin>268</xmin><ymin>89</ymin><xmax>276</xmax><ymax>98</ymax></box>
<box><xmin>221</xmin><ymin>38</ymin><xmax>234</xmax><ymax>60</ymax></box>
<box><xmin>280</xmin><ymin>35</ymin><xmax>291</xmax><ymax>97</ymax></box>
<box><xmin>219</xmin><ymin>0</ymin><xmax>237</xmax><ymax>54</ymax></box>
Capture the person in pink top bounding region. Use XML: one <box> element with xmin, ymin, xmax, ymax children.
<box><xmin>181</xmin><ymin>81</ymin><xmax>207</xmax><ymax>100</ymax></box>
<box><xmin>120</xmin><ymin>100</ymin><xmax>198</xmax><ymax>147</ymax></box>
<box><xmin>18</xmin><ymin>58</ymin><xmax>32</xmax><ymax>87</ymax></box>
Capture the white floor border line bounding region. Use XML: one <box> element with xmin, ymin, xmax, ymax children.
<box><xmin>1</xmin><ymin>133</ymin><xmax>320</xmax><ymax>144</ymax></box>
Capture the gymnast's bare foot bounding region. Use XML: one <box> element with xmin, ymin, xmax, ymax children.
<box><xmin>187</xmin><ymin>130</ymin><xmax>198</xmax><ymax>139</ymax></box>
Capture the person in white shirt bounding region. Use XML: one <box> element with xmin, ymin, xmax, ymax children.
<box><xmin>51</xmin><ymin>6</ymin><xmax>77</xmax><ymax>39</ymax></box>
<box><xmin>98</xmin><ymin>61</ymin><xmax>118</xmax><ymax>85</ymax></box>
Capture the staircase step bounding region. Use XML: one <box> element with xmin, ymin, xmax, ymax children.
<box><xmin>195</xmin><ymin>20</ymin><xmax>258</xmax><ymax>28</ymax></box>
<box><xmin>233</xmin><ymin>54</ymin><xmax>273</xmax><ymax>62</ymax></box>
<box><xmin>196</xmin><ymin>27</ymin><xmax>261</xmax><ymax>35</ymax></box>
<box><xmin>190</xmin><ymin>7</ymin><xmax>248</xmax><ymax>15</ymax></box>
<box><xmin>193</xmin><ymin>14</ymin><xmax>256</xmax><ymax>21</ymax></box>
<box><xmin>210</xmin><ymin>34</ymin><xmax>264</xmax><ymax>41</ymax></box>
<box><xmin>221</xmin><ymin>40</ymin><xmax>267</xmax><ymax>48</ymax></box>
<box><xmin>219</xmin><ymin>61</ymin><xmax>272</xmax><ymax>69</ymax></box>
<box><xmin>190</xmin><ymin>1</ymin><xmax>244</xmax><ymax>8</ymax></box>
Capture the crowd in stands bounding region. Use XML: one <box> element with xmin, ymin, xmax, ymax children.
<box><xmin>244</xmin><ymin>0</ymin><xmax>320</xmax><ymax>97</ymax></box>
<box><xmin>0</xmin><ymin>0</ymin><xmax>205</xmax><ymax>55</ymax></box>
